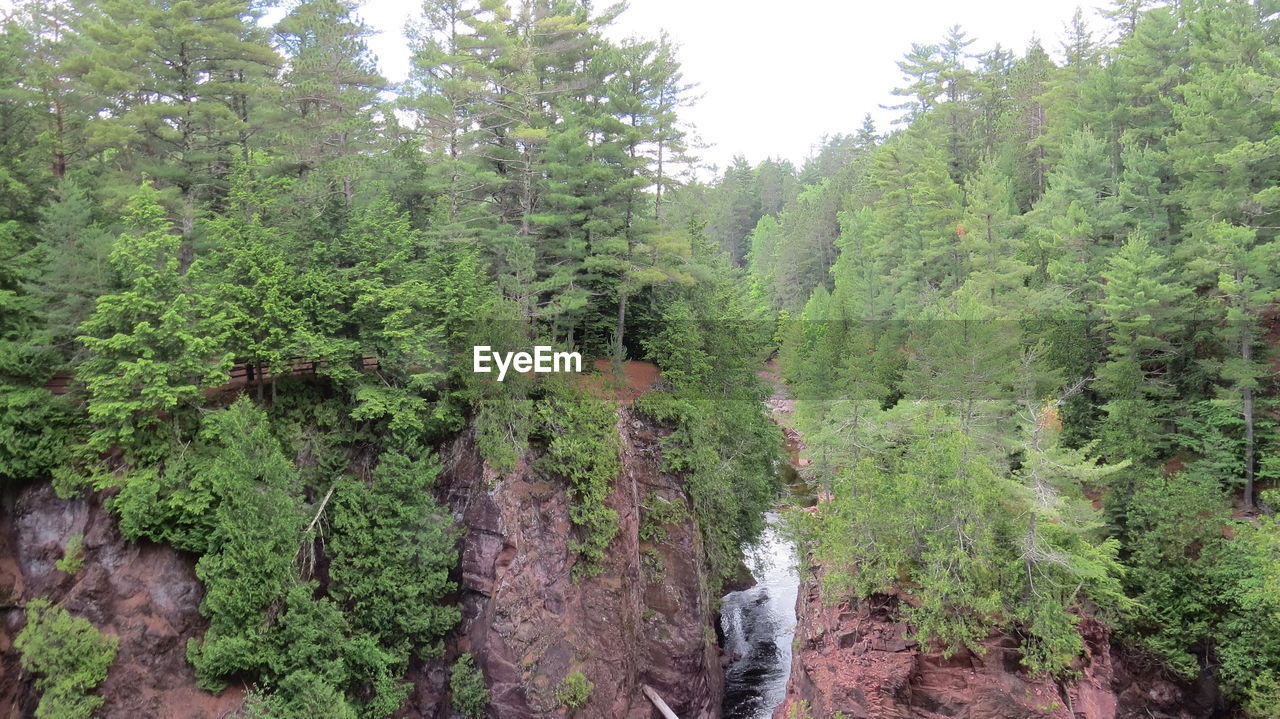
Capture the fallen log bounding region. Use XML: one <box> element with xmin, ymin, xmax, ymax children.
<box><xmin>640</xmin><ymin>685</ymin><xmax>680</xmax><ymax>719</ymax></box>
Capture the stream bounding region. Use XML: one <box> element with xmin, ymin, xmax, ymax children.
<box><xmin>719</xmin><ymin>508</ymin><xmax>801</xmax><ymax>719</ymax></box>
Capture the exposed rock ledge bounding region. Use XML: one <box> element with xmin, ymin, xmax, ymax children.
<box><xmin>773</xmin><ymin>565</ymin><xmax>1230</xmax><ymax>719</ymax></box>
<box><xmin>1</xmin><ymin>404</ymin><xmax>724</xmax><ymax>719</ymax></box>
<box><xmin>398</xmin><ymin>406</ymin><xmax>725</xmax><ymax>718</ymax></box>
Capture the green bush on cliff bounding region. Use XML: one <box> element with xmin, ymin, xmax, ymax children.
<box><xmin>55</xmin><ymin>534</ymin><xmax>85</xmax><ymax>575</ymax></box>
<box><xmin>15</xmin><ymin>598</ymin><xmax>119</xmax><ymax>719</ymax></box>
<box><xmin>533</xmin><ymin>384</ymin><xmax>621</xmax><ymax>578</ymax></box>
<box><xmin>450</xmin><ymin>653</ymin><xmax>490</xmax><ymax>718</ymax></box>
<box><xmin>555</xmin><ymin>670</ymin><xmax>593</xmax><ymax>709</ymax></box>
<box><xmin>0</xmin><ymin>386</ymin><xmax>73</xmax><ymax>487</ymax></box>
<box><xmin>186</xmin><ymin>399</ymin><xmax>305</xmax><ymax>688</ymax></box>
<box><xmin>328</xmin><ymin>446</ymin><xmax>461</xmax><ymax>656</ymax></box>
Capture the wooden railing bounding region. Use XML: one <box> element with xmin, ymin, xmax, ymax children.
<box><xmin>43</xmin><ymin>355</ymin><xmax>381</xmax><ymax>396</ymax></box>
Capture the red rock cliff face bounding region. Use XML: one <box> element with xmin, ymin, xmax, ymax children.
<box><xmin>398</xmin><ymin>406</ymin><xmax>725</xmax><ymax>719</ymax></box>
<box><xmin>0</xmin><ymin>404</ymin><xmax>723</xmax><ymax>719</ymax></box>
<box><xmin>0</xmin><ymin>483</ymin><xmax>245</xmax><ymax>719</ymax></box>
<box><xmin>773</xmin><ymin>566</ymin><xmax>1229</xmax><ymax>719</ymax></box>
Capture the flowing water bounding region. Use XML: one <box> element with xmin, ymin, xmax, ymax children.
<box><xmin>719</xmin><ymin>510</ymin><xmax>801</xmax><ymax>719</ymax></box>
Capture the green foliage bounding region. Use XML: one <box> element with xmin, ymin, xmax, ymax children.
<box><xmin>801</xmin><ymin>398</ymin><xmax>1125</xmax><ymax>675</ymax></box>
<box><xmin>641</xmin><ymin>391</ymin><xmax>780</xmax><ymax>594</ymax></box>
<box><xmin>113</xmin><ymin>397</ymin><xmax>458</xmax><ymax>717</ymax></box>
<box><xmin>635</xmin><ymin>247</ymin><xmax>783</xmax><ymax>593</ymax></box>
<box><xmin>328</xmin><ymin>447</ymin><xmax>460</xmax><ymax>656</ymax></box>
<box><xmin>786</xmin><ymin>700</ymin><xmax>813</xmax><ymax>719</ymax></box>
<box><xmin>76</xmin><ymin>183</ymin><xmax>231</xmax><ymax>463</ymax></box>
<box><xmin>15</xmin><ymin>599</ymin><xmax>119</xmax><ymax>719</ymax></box>
<box><xmin>534</xmin><ymin>386</ymin><xmax>622</xmax><ymax>577</ymax></box>
<box><xmin>1123</xmin><ymin>471</ymin><xmax>1229</xmax><ymax>678</ymax></box>
<box><xmin>1205</xmin><ymin>516</ymin><xmax>1280</xmax><ymax>716</ymax></box>
<box><xmin>6</xmin><ymin>0</ymin><xmax>1280</xmax><ymax>712</ymax></box>
<box><xmin>473</xmin><ymin>388</ymin><xmax>535</xmax><ymax>475</ymax></box>
<box><xmin>449</xmin><ymin>654</ymin><xmax>490</xmax><ymax>719</ymax></box>
<box><xmin>0</xmin><ymin>386</ymin><xmax>73</xmax><ymax>486</ymax></box>
<box><xmin>187</xmin><ymin>399</ymin><xmax>304</xmax><ymax>687</ymax></box>
<box><xmin>639</xmin><ymin>491</ymin><xmax>689</xmax><ymax>543</ymax></box>
<box><xmin>56</xmin><ymin>534</ymin><xmax>85</xmax><ymax>575</ymax></box>
<box><xmin>554</xmin><ymin>670</ymin><xmax>593</xmax><ymax>709</ymax></box>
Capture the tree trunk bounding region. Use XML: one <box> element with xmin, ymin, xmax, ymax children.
<box><xmin>615</xmin><ymin>290</ymin><xmax>627</xmax><ymax>361</ymax></box>
<box><xmin>179</xmin><ymin>193</ymin><xmax>196</xmax><ymax>271</ymax></box>
<box><xmin>1243</xmin><ymin>330</ymin><xmax>1255</xmax><ymax>510</ymax></box>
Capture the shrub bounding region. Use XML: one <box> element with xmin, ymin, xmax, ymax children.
<box><xmin>328</xmin><ymin>447</ymin><xmax>460</xmax><ymax>654</ymax></box>
<box><xmin>14</xmin><ymin>599</ymin><xmax>119</xmax><ymax>719</ymax></box>
<box><xmin>55</xmin><ymin>534</ymin><xmax>85</xmax><ymax>575</ymax></box>
<box><xmin>555</xmin><ymin>670</ymin><xmax>593</xmax><ymax>709</ymax></box>
<box><xmin>449</xmin><ymin>654</ymin><xmax>490</xmax><ymax>718</ymax></box>
<box><xmin>533</xmin><ymin>386</ymin><xmax>621</xmax><ymax>577</ymax></box>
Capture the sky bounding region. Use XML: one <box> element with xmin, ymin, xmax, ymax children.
<box><xmin>354</xmin><ymin>0</ymin><xmax>1109</xmax><ymax>173</ymax></box>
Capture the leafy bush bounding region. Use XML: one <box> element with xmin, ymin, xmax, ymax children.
<box><xmin>55</xmin><ymin>534</ymin><xmax>85</xmax><ymax>575</ymax></box>
<box><xmin>15</xmin><ymin>599</ymin><xmax>119</xmax><ymax>719</ymax></box>
<box><xmin>328</xmin><ymin>446</ymin><xmax>460</xmax><ymax>655</ymax></box>
<box><xmin>533</xmin><ymin>386</ymin><xmax>621</xmax><ymax>577</ymax></box>
<box><xmin>182</xmin><ymin>398</ymin><xmax>305</xmax><ymax>687</ymax></box>
<box><xmin>1122</xmin><ymin>470</ymin><xmax>1230</xmax><ymax>678</ymax></box>
<box><xmin>639</xmin><ymin>492</ymin><xmax>689</xmax><ymax>543</ymax></box>
<box><xmin>450</xmin><ymin>653</ymin><xmax>490</xmax><ymax>718</ymax></box>
<box><xmin>473</xmin><ymin>387</ymin><xmax>534</xmax><ymax>474</ymax></box>
<box><xmin>1204</xmin><ymin>516</ymin><xmax>1280</xmax><ymax>716</ymax></box>
<box><xmin>0</xmin><ymin>386</ymin><xmax>73</xmax><ymax>486</ymax></box>
<box><xmin>807</xmin><ymin>405</ymin><xmax>1126</xmax><ymax>675</ymax></box>
<box><xmin>554</xmin><ymin>670</ymin><xmax>593</xmax><ymax>709</ymax></box>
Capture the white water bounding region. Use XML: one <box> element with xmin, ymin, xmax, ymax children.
<box><xmin>720</xmin><ymin>512</ymin><xmax>800</xmax><ymax>719</ymax></box>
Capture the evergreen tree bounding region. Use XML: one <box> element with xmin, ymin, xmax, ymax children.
<box><xmin>76</xmin><ymin>184</ymin><xmax>230</xmax><ymax>464</ymax></box>
<box><xmin>274</xmin><ymin>0</ymin><xmax>387</xmax><ymax>204</ymax></box>
<box><xmin>1094</xmin><ymin>235</ymin><xmax>1188</xmax><ymax>466</ymax></box>
<box><xmin>70</xmin><ymin>0</ymin><xmax>279</xmax><ymax>255</ymax></box>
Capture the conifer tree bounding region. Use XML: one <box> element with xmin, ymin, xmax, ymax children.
<box><xmin>76</xmin><ymin>184</ymin><xmax>230</xmax><ymax>463</ymax></box>
<box><xmin>70</xmin><ymin>0</ymin><xmax>278</xmax><ymax>255</ymax></box>
<box><xmin>274</xmin><ymin>0</ymin><xmax>387</xmax><ymax>204</ymax></box>
<box><xmin>1187</xmin><ymin>222</ymin><xmax>1280</xmax><ymax>508</ymax></box>
<box><xmin>1094</xmin><ymin>235</ymin><xmax>1188</xmax><ymax>466</ymax></box>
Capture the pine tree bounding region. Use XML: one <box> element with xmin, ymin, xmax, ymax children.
<box><xmin>70</xmin><ymin>0</ymin><xmax>279</xmax><ymax>256</ymax></box>
<box><xmin>203</xmin><ymin>165</ymin><xmax>306</xmax><ymax>400</ymax></box>
<box><xmin>707</xmin><ymin>156</ymin><xmax>760</xmax><ymax>265</ymax></box>
<box><xmin>1024</xmin><ymin>129</ymin><xmax>1119</xmax><ymax>292</ymax></box>
<box><xmin>27</xmin><ymin>180</ymin><xmax>114</xmax><ymax>364</ymax></box>
<box><xmin>1187</xmin><ymin>222</ymin><xmax>1280</xmax><ymax>508</ymax></box>
<box><xmin>1094</xmin><ymin>235</ymin><xmax>1189</xmax><ymax>465</ymax></box>
<box><xmin>401</xmin><ymin>0</ymin><xmax>499</xmax><ymax>239</ymax></box>
<box><xmin>274</xmin><ymin>0</ymin><xmax>387</xmax><ymax>204</ymax></box>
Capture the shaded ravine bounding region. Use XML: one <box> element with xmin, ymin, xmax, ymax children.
<box><xmin>719</xmin><ymin>511</ymin><xmax>800</xmax><ymax>719</ymax></box>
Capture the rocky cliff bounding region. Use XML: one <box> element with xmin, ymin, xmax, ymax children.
<box><xmin>1</xmin><ymin>404</ymin><xmax>724</xmax><ymax>719</ymax></box>
<box><xmin>0</xmin><ymin>483</ymin><xmax>245</xmax><ymax>719</ymax></box>
<box><xmin>773</xmin><ymin>566</ymin><xmax>1230</xmax><ymax>719</ymax></box>
<box><xmin>401</xmin><ymin>405</ymin><xmax>724</xmax><ymax>718</ymax></box>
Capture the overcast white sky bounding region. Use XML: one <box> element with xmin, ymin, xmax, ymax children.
<box><xmin>356</xmin><ymin>0</ymin><xmax>1109</xmax><ymax>172</ymax></box>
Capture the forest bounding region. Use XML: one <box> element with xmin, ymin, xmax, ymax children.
<box><xmin>0</xmin><ymin>0</ymin><xmax>1278</xmax><ymax>717</ymax></box>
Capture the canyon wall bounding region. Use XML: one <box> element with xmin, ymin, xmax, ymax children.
<box><xmin>402</xmin><ymin>405</ymin><xmax>724</xmax><ymax>718</ymax></box>
<box><xmin>773</xmin><ymin>565</ymin><xmax>1230</xmax><ymax>719</ymax></box>
<box><xmin>0</xmin><ymin>404</ymin><xmax>725</xmax><ymax>719</ymax></box>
